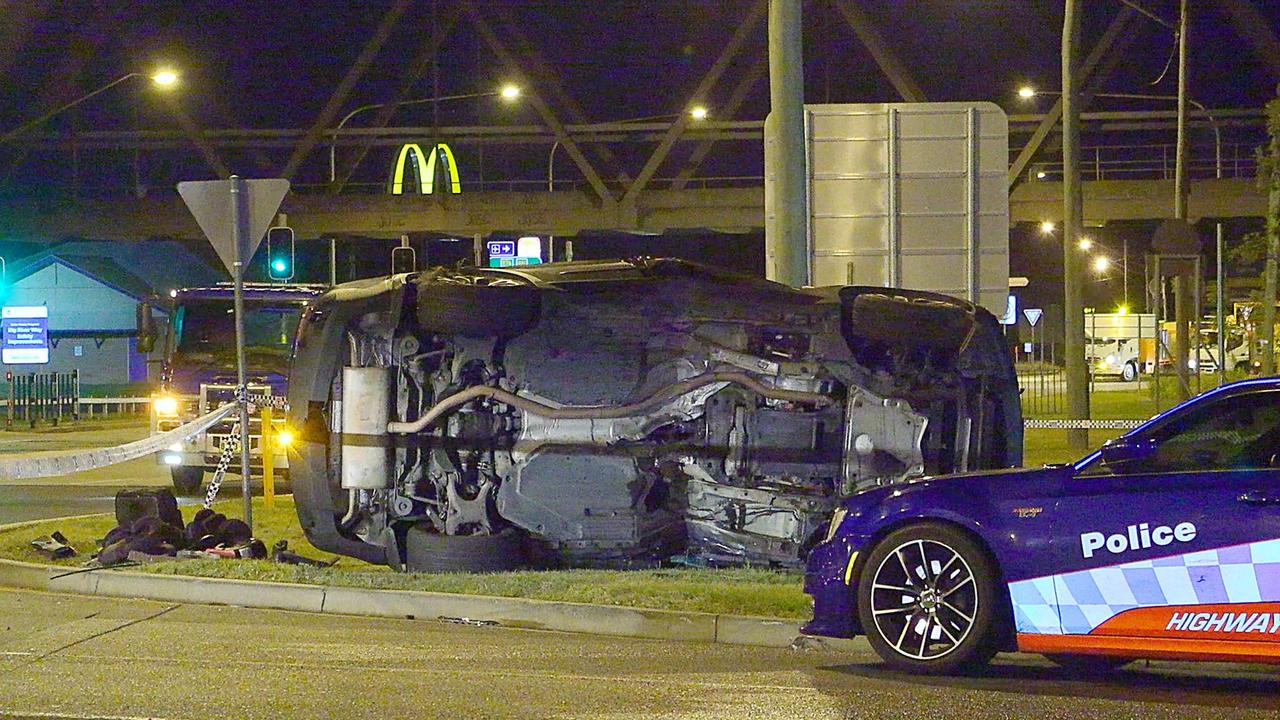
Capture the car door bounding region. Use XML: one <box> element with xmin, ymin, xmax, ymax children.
<box><xmin>1050</xmin><ymin>388</ymin><xmax>1280</xmax><ymax>648</ymax></box>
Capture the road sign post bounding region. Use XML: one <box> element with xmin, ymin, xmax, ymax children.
<box><xmin>229</xmin><ymin>177</ymin><xmax>253</xmax><ymax>529</ymax></box>
<box><xmin>178</xmin><ymin>175</ymin><xmax>290</xmax><ymax>532</ymax></box>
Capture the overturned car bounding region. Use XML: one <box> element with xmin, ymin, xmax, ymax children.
<box><xmin>285</xmin><ymin>258</ymin><xmax>1021</xmax><ymax>572</ymax></box>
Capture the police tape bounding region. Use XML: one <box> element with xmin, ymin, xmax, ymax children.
<box><xmin>1023</xmin><ymin>418</ymin><xmax>1146</xmax><ymax>430</ymax></box>
<box><xmin>203</xmin><ymin>421</ymin><xmax>240</xmax><ymax>510</ymax></box>
<box><xmin>0</xmin><ymin>403</ymin><xmax>238</xmax><ymax>481</ymax></box>
<box><xmin>245</xmin><ymin>391</ymin><xmax>288</xmax><ymax>412</ymax></box>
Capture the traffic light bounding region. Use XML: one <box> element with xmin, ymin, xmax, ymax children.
<box><xmin>266</xmin><ymin>226</ymin><xmax>294</xmax><ymax>281</ymax></box>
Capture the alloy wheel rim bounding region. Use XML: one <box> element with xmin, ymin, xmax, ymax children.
<box><xmin>869</xmin><ymin>538</ymin><xmax>978</xmax><ymax>661</ymax></box>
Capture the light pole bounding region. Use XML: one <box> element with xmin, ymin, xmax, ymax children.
<box><xmin>328</xmin><ymin>85</ymin><xmax>520</xmax><ymax>184</ymax></box>
<box><xmin>0</xmin><ymin>70</ymin><xmax>179</xmax><ymax>144</ymax></box>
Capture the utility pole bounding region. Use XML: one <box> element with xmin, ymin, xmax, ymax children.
<box><xmin>1062</xmin><ymin>0</ymin><xmax>1089</xmax><ymax>450</ymax></box>
<box><xmin>1172</xmin><ymin>0</ymin><xmax>1193</xmax><ymax>400</ymax></box>
<box><xmin>1264</xmin><ymin>87</ymin><xmax>1280</xmax><ymax>376</ymax></box>
<box><xmin>767</xmin><ymin>0</ymin><xmax>808</xmax><ymax>287</ymax></box>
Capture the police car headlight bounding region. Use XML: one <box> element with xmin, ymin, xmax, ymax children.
<box><xmin>823</xmin><ymin>507</ymin><xmax>849</xmax><ymax>544</ymax></box>
<box><xmin>154</xmin><ymin>395</ymin><xmax>179</xmax><ymax>417</ymax></box>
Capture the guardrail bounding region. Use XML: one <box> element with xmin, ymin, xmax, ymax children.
<box><xmin>1028</xmin><ymin>141</ymin><xmax>1258</xmax><ymax>182</ymax></box>
<box><xmin>78</xmin><ymin>397</ymin><xmax>151</xmax><ymax>418</ymax></box>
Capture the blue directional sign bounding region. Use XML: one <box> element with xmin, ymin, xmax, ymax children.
<box><xmin>487</xmin><ymin>240</ymin><xmax>517</xmax><ymax>267</ymax></box>
<box><xmin>2</xmin><ymin>306</ymin><xmax>49</xmax><ymax>364</ymax></box>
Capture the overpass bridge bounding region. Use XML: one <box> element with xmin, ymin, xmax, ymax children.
<box><xmin>0</xmin><ymin>177</ymin><xmax>1267</xmax><ymax>242</ymax></box>
<box><xmin>0</xmin><ymin>110</ymin><xmax>1270</xmax><ymax>241</ymax></box>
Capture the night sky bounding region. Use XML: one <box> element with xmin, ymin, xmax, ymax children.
<box><xmin>1</xmin><ymin>1</ymin><xmax>1277</xmax><ymax>305</ymax></box>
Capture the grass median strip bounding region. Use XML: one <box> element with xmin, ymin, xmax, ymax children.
<box><xmin>0</xmin><ymin>496</ymin><xmax>811</xmax><ymax>619</ymax></box>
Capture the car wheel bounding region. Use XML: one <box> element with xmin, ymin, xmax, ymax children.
<box><xmin>416</xmin><ymin>280</ymin><xmax>540</xmax><ymax>338</ymax></box>
<box><xmin>856</xmin><ymin>523</ymin><xmax>1002</xmax><ymax>674</ymax></box>
<box><xmin>1121</xmin><ymin>362</ymin><xmax>1137</xmax><ymax>382</ymax></box>
<box><xmin>404</xmin><ymin>525</ymin><xmax>526</xmax><ymax>573</ymax></box>
<box><xmin>1045</xmin><ymin>654</ymin><xmax>1132</xmax><ymax>673</ymax></box>
<box><xmin>171</xmin><ymin>467</ymin><xmax>204</xmax><ymax>496</ymax></box>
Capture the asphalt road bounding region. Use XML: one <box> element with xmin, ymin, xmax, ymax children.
<box><xmin>0</xmin><ymin>588</ymin><xmax>1277</xmax><ymax>720</ymax></box>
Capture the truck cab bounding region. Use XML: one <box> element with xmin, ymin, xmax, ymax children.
<box><xmin>146</xmin><ymin>283</ymin><xmax>323</xmax><ymax>495</ymax></box>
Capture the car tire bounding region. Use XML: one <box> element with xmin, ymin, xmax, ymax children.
<box><xmin>404</xmin><ymin>525</ymin><xmax>526</xmax><ymax>573</ymax></box>
<box><xmin>1045</xmin><ymin>653</ymin><xmax>1132</xmax><ymax>673</ymax></box>
<box><xmin>171</xmin><ymin>467</ymin><xmax>204</xmax><ymax>496</ymax></box>
<box><xmin>416</xmin><ymin>281</ymin><xmax>540</xmax><ymax>338</ymax></box>
<box><xmin>846</xmin><ymin>292</ymin><xmax>975</xmax><ymax>355</ymax></box>
<box><xmin>1121</xmin><ymin>362</ymin><xmax>1137</xmax><ymax>382</ymax></box>
<box><xmin>856</xmin><ymin>523</ymin><xmax>1002</xmax><ymax>674</ymax></box>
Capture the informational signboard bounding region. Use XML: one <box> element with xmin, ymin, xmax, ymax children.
<box><xmin>487</xmin><ymin>240</ymin><xmax>516</xmax><ymax>267</ymax></box>
<box><xmin>1</xmin><ymin>306</ymin><xmax>49</xmax><ymax>364</ymax></box>
<box><xmin>999</xmin><ymin>294</ymin><xmax>1018</xmax><ymax>326</ymax></box>
<box><xmin>766</xmin><ymin>102</ymin><xmax>1010</xmax><ymax>315</ymax></box>
<box><xmin>487</xmin><ymin>238</ymin><xmax>543</xmax><ymax>268</ymax></box>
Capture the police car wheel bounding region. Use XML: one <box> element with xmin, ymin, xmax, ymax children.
<box><xmin>1045</xmin><ymin>653</ymin><xmax>1132</xmax><ymax>673</ymax></box>
<box><xmin>857</xmin><ymin>523</ymin><xmax>1001</xmax><ymax>674</ymax></box>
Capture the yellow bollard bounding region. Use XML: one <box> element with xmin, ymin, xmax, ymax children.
<box><xmin>261</xmin><ymin>406</ymin><xmax>275</xmax><ymax>510</ymax></box>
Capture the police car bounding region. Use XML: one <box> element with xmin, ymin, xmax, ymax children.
<box><xmin>802</xmin><ymin>377</ymin><xmax>1280</xmax><ymax>674</ymax></box>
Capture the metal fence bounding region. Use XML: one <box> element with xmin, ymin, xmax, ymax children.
<box><xmin>6</xmin><ymin>370</ymin><xmax>80</xmax><ymax>427</ymax></box>
<box><xmin>1017</xmin><ymin>367</ymin><xmax>1065</xmax><ymax>417</ymax></box>
<box><xmin>1029</xmin><ymin>142</ymin><xmax>1257</xmax><ymax>182</ymax></box>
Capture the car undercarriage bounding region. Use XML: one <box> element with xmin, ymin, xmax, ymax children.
<box><xmin>286</xmin><ymin>258</ymin><xmax>1021</xmax><ymax>572</ymax></box>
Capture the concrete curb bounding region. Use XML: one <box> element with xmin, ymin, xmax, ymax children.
<box><xmin>0</xmin><ymin>556</ymin><xmax>866</xmax><ymax>652</ymax></box>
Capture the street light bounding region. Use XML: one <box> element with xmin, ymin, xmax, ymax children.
<box><xmin>328</xmin><ymin>86</ymin><xmax>521</xmax><ymax>183</ymax></box>
<box><xmin>548</xmin><ymin>107</ymin><xmax>711</xmax><ymax>192</ymax></box>
<box><xmin>0</xmin><ymin>69</ymin><xmax>179</xmax><ymax>144</ymax></box>
<box><xmin>1078</xmin><ymin>237</ymin><xmax>1093</xmax><ymax>251</ymax></box>
<box><xmin>1039</xmin><ymin>220</ymin><xmax>1056</xmax><ymax>235</ymax></box>
<box><xmin>1093</xmin><ymin>255</ymin><xmax>1111</xmax><ymax>273</ymax></box>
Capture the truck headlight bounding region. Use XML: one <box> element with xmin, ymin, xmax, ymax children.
<box><xmin>823</xmin><ymin>507</ymin><xmax>849</xmax><ymax>544</ymax></box>
<box><xmin>154</xmin><ymin>395</ymin><xmax>179</xmax><ymax>417</ymax></box>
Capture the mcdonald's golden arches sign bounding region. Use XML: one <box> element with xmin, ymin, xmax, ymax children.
<box><xmin>388</xmin><ymin>143</ymin><xmax>462</xmax><ymax>195</ymax></box>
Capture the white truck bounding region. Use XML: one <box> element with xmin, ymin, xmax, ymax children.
<box><xmin>1084</xmin><ymin>312</ymin><xmax>1156</xmax><ymax>382</ymax></box>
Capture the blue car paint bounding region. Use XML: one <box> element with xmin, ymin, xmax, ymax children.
<box><xmin>803</xmin><ymin>377</ymin><xmax>1280</xmax><ymax>652</ymax></box>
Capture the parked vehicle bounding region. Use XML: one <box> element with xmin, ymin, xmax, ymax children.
<box><xmin>142</xmin><ymin>283</ymin><xmax>323</xmax><ymax>495</ymax></box>
<box><xmin>285</xmin><ymin>258</ymin><xmax>1022</xmax><ymax>571</ymax></box>
<box><xmin>803</xmin><ymin>377</ymin><xmax>1280</xmax><ymax>673</ymax></box>
<box><xmin>1084</xmin><ymin>313</ymin><xmax>1155</xmax><ymax>382</ymax></box>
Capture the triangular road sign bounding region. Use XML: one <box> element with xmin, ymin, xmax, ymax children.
<box><xmin>1023</xmin><ymin>308</ymin><xmax>1043</xmax><ymax>327</ymax></box>
<box><xmin>178</xmin><ymin>177</ymin><xmax>290</xmax><ymax>275</ymax></box>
